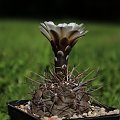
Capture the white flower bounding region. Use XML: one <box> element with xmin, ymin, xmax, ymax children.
<box><xmin>40</xmin><ymin>21</ymin><xmax>88</xmax><ymax>49</ymax></box>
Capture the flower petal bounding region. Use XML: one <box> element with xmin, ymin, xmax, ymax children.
<box><xmin>73</xmin><ymin>23</ymin><xmax>83</xmax><ymax>30</ymax></box>
<box><xmin>67</xmin><ymin>30</ymin><xmax>78</xmax><ymax>40</ymax></box>
<box><xmin>69</xmin><ymin>39</ymin><xmax>78</xmax><ymax>47</ymax></box>
<box><xmin>66</xmin><ymin>25</ymin><xmax>73</xmax><ymax>31</ymax></box>
<box><xmin>41</xmin><ymin>23</ymin><xmax>48</xmax><ymax>32</ymax></box>
<box><xmin>45</xmin><ymin>21</ymin><xmax>55</xmax><ymax>25</ymax></box>
<box><xmin>56</xmin><ymin>26</ymin><xmax>68</xmax><ymax>39</ymax></box>
<box><xmin>68</xmin><ymin>25</ymin><xmax>88</xmax><ymax>44</ymax></box>
<box><xmin>68</xmin><ymin>23</ymin><xmax>76</xmax><ymax>27</ymax></box>
<box><xmin>57</xmin><ymin>23</ymin><xmax>67</xmax><ymax>27</ymax></box>
<box><xmin>55</xmin><ymin>26</ymin><xmax>61</xmax><ymax>39</ymax></box>
<box><xmin>60</xmin><ymin>27</ymin><xmax>68</xmax><ymax>38</ymax></box>
<box><xmin>40</xmin><ymin>21</ymin><xmax>88</xmax><ymax>49</ymax></box>
<box><xmin>69</xmin><ymin>31</ymin><xmax>86</xmax><ymax>47</ymax></box>
<box><xmin>50</xmin><ymin>30</ymin><xmax>60</xmax><ymax>47</ymax></box>
<box><xmin>60</xmin><ymin>37</ymin><xmax>69</xmax><ymax>49</ymax></box>
<box><xmin>44</xmin><ymin>21</ymin><xmax>56</xmax><ymax>31</ymax></box>
<box><xmin>40</xmin><ymin>25</ymin><xmax>51</xmax><ymax>40</ymax></box>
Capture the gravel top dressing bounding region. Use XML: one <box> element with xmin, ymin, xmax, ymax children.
<box><xmin>15</xmin><ymin>101</ymin><xmax>120</xmax><ymax>120</ymax></box>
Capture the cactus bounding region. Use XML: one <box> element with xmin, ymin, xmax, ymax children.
<box><xmin>30</xmin><ymin>22</ymin><xmax>94</xmax><ymax>118</ymax></box>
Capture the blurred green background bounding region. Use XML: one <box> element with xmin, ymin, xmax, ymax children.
<box><xmin>0</xmin><ymin>19</ymin><xmax>120</xmax><ymax>120</ymax></box>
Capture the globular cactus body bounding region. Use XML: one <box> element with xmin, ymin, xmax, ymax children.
<box><xmin>31</xmin><ymin>69</ymin><xmax>91</xmax><ymax>118</ymax></box>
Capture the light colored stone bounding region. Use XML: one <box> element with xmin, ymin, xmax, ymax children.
<box><xmin>28</xmin><ymin>101</ymin><xmax>31</xmax><ymax>105</ymax></box>
<box><xmin>100</xmin><ymin>107</ymin><xmax>105</xmax><ymax>112</ymax></box>
<box><xmin>15</xmin><ymin>106</ymin><xmax>19</xmax><ymax>108</ymax></box>
<box><xmin>34</xmin><ymin>113</ymin><xmax>39</xmax><ymax>117</ymax></box>
<box><xmin>41</xmin><ymin>117</ymin><xmax>49</xmax><ymax>120</ymax></box>
<box><xmin>24</xmin><ymin>104</ymin><xmax>28</xmax><ymax>109</ymax></box>
<box><xmin>83</xmin><ymin>113</ymin><xmax>87</xmax><ymax>117</ymax></box>
<box><xmin>107</xmin><ymin>111</ymin><xmax>115</xmax><ymax>115</ymax></box>
<box><xmin>92</xmin><ymin>111</ymin><xmax>97</xmax><ymax>117</ymax></box>
<box><xmin>78</xmin><ymin>114</ymin><xmax>83</xmax><ymax>118</ymax></box>
<box><xmin>48</xmin><ymin>116</ymin><xmax>59</xmax><ymax>120</ymax></box>
<box><xmin>72</xmin><ymin>114</ymin><xmax>78</xmax><ymax>118</ymax></box>
<box><xmin>88</xmin><ymin>111</ymin><xmax>92</xmax><ymax>116</ymax></box>
<box><xmin>91</xmin><ymin>106</ymin><xmax>94</xmax><ymax>108</ymax></box>
<box><xmin>113</xmin><ymin>109</ymin><xmax>120</xmax><ymax>114</ymax></box>
<box><xmin>95</xmin><ymin>106</ymin><xmax>100</xmax><ymax>109</ymax></box>
<box><xmin>20</xmin><ymin>105</ymin><xmax>25</xmax><ymax>109</ymax></box>
<box><xmin>99</xmin><ymin>111</ymin><xmax>106</xmax><ymax>116</ymax></box>
<box><xmin>91</xmin><ymin>106</ymin><xmax>95</xmax><ymax>110</ymax></box>
<box><xmin>24</xmin><ymin>109</ymin><xmax>27</xmax><ymax>113</ymax></box>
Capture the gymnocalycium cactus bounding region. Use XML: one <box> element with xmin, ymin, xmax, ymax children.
<box><xmin>30</xmin><ymin>22</ymin><xmax>96</xmax><ymax>118</ymax></box>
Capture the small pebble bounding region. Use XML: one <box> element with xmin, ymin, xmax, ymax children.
<box><xmin>20</xmin><ymin>105</ymin><xmax>24</xmax><ymax>109</ymax></box>
<box><xmin>15</xmin><ymin>106</ymin><xmax>19</xmax><ymax>108</ymax></box>
<box><xmin>24</xmin><ymin>109</ymin><xmax>27</xmax><ymax>113</ymax></box>
<box><xmin>107</xmin><ymin>111</ymin><xmax>115</xmax><ymax>115</ymax></box>
<box><xmin>78</xmin><ymin>114</ymin><xmax>83</xmax><ymax>118</ymax></box>
<box><xmin>91</xmin><ymin>106</ymin><xmax>95</xmax><ymax>110</ymax></box>
<box><xmin>28</xmin><ymin>101</ymin><xmax>31</xmax><ymax>105</ymax></box>
<box><xmin>24</xmin><ymin>105</ymin><xmax>28</xmax><ymax>109</ymax></box>
<box><xmin>99</xmin><ymin>111</ymin><xmax>106</xmax><ymax>116</ymax></box>
<box><xmin>41</xmin><ymin>117</ymin><xmax>48</xmax><ymax>120</ymax></box>
<box><xmin>48</xmin><ymin>116</ymin><xmax>59</xmax><ymax>120</ymax></box>
<box><xmin>72</xmin><ymin>114</ymin><xmax>78</xmax><ymax>118</ymax></box>
<box><xmin>82</xmin><ymin>113</ymin><xmax>87</xmax><ymax>117</ymax></box>
<box><xmin>113</xmin><ymin>109</ymin><xmax>120</xmax><ymax>114</ymax></box>
<box><xmin>33</xmin><ymin>113</ymin><xmax>39</xmax><ymax>117</ymax></box>
<box><xmin>95</xmin><ymin>106</ymin><xmax>100</xmax><ymax>109</ymax></box>
<box><xmin>88</xmin><ymin>111</ymin><xmax>92</xmax><ymax>116</ymax></box>
<box><xmin>91</xmin><ymin>106</ymin><xmax>94</xmax><ymax>108</ymax></box>
<box><xmin>100</xmin><ymin>107</ymin><xmax>105</xmax><ymax>111</ymax></box>
<box><xmin>92</xmin><ymin>111</ymin><xmax>97</xmax><ymax>117</ymax></box>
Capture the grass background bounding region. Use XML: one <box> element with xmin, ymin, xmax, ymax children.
<box><xmin>0</xmin><ymin>19</ymin><xmax>120</xmax><ymax>119</ymax></box>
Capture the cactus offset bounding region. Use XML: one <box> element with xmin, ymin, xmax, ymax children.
<box><xmin>30</xmin><ymin>22</ymin><xmax>93</xmax><ymax>118</ymax></box>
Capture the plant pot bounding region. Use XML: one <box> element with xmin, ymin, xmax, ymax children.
<box><xmin>8</xmin><ymin>100</ymin><xmax>120</xmax><ymax>120</ymax></box>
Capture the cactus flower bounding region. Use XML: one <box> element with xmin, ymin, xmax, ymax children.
<box><xmin>40</xmin><ymin>21</ymin><xmax>87</xmax><ymax>73</ymax></box>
